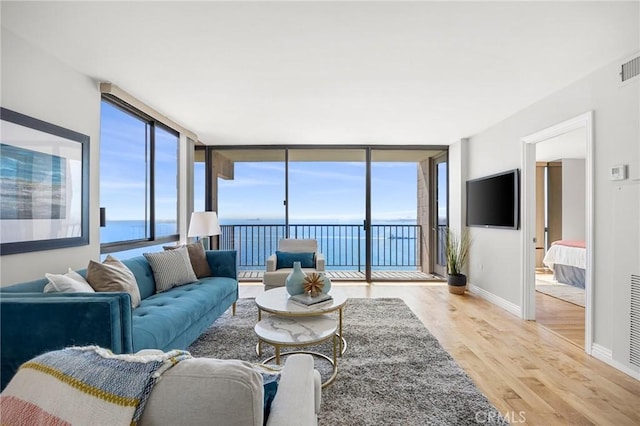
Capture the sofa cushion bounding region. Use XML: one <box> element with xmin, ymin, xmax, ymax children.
<box><xmin>144</xmin><ymin>248</ymin><xmax>198</xmax><ymax>292</ymax></box>
<box><xmin>122</xmin><ymin>257</ymin><xmax>156</xmax><ymax>300</ymax></box>
<box><xmin>132</xmin><ymin>277</ymin><xmax>237</xmax><ymax>350</ymax></box>
<box><xmin>44</xmin><ymin>269</ymin><xmax>94</xmax><ymax>293</ymax></box>
<box><xmin>164</xmin><ymin>243</ymin><xmax>212</xmax><ymax>279</ymax></box>
<box><xmin>275</xmin><ymin>251</ymin><xmax>315</xmax><ymax>269</ymax></box>
<box><xmin>87</xmin><ymin>255</ymin><xmax>141</xmax><ymax>308</ymax></box>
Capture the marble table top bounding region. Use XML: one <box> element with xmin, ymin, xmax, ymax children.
<box><xmin>254</xmin><ymin>315</ymin><xmax>337</xmax><ymax>345</ymax></box>
<box><xmin>256</xmin><ymin>287</ymin><xmax>347</xmax><ymax>316</ymax></box>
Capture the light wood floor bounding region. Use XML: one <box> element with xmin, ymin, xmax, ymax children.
<box><xmin>240</xmin><ymin>283</ymin><xmax>640</xmax><ymax>425</ymax></box>
<box><xmin>536</xmin><ymin>291</ymin><xmax>585</xmax><ymax>348</ymax></box>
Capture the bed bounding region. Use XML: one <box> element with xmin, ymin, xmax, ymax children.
<box><xmin>542</xmin><ymin>240</ymin><xmax>586</xmax><ymax>289</ymax></box>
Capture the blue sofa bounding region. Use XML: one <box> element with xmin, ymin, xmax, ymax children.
<box><xmin>0</xmin><ymin>250</ymin><xmax>238</xmax><ymax>390</ymax></box>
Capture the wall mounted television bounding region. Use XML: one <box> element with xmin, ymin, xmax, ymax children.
<box><xmin>466</xmin><ymin>169</ymin><xmax>520</xmax><ymax>230</ymax></box>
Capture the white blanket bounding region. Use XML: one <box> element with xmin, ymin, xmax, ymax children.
<box><xmin>543</xmin><ymin>244</ymin><xmax>586</xmax><ymax>270</ymax></box>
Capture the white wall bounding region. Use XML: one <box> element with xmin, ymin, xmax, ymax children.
<box><xmin>463</xmin><ymin>53</ymin><xmax>640</xmax><ymax>374</ymax></box>
<box><xmin>448</xmin><ymin>139</ymin><xmax>468</xmax><ymax>237</ymax></box>
<box><xmin>562</xmin><ymin>159</ymin><xmax>586</xmax><ymax>241</ymax></box>
<box><xmin>0</xmin><ymin>29</ymin><xmax>101</xmax><ymax>285</ymax></box>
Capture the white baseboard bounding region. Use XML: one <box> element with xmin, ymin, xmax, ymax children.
<box><xmin>591</xmin><ymin>343</ymin><xmax>640</xmax><ymax>380</ymax></box>
<box><xmin>468</xmin><ymin>284</ymin><xmax>521</xmax><ymax>317</ymax></box>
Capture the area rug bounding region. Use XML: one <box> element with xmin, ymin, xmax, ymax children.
<box><xmin>188</xmin><ymin>298</ymin><xmax>507</xmax><ymax>425</ymax></box>
<box><xmin>536</xmin><ymin>283</ymin><xmax>585</xmax><ymax>307</ymax></box>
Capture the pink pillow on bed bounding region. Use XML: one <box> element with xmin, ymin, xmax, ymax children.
<box><xmin>551</xmin><ymin>240</ymin><xmax>586</xmax><ymax>249</ymax></box>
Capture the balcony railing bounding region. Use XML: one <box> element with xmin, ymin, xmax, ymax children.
<box><xmin>219</xmin><ymin>224</ymin><xmax>423</xmax><ymax>271</ymax></box>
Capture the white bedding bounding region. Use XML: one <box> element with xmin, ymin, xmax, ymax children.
<box><xmin>543</xmin><ymin>244</ymin><xmax>586</xmax><ymax>270</ymax></box>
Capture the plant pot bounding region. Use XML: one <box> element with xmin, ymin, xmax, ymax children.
<box><xmin>447</xmin><ymin>273</ymin><xmax>467</xmax><ymax>295</ymax></box>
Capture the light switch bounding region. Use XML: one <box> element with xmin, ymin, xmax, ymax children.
<box><xmin>610</xmin><ymin>164</ymin><xmax>628</xmax><ymax>181</ymax></box>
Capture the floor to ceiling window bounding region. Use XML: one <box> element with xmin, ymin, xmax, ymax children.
<box><xmin>431</xmin><ymin>152</ymin><xmax>448</xmax><ymax>277</ymax></box>
<box><xmin>214</xmin><ymin>149</ymin><xmax>286</xmax><ymax>268</ymax></box>
<box><xmin>210</xmin><ymin>146</ymin><xmax>447</xmax><ymax>281</ymax></box>
<box><xmin>99</xmin><ymin>96</ymin><xmax>179</xmax><ymax>257</ymax></box>
<box><xmin>288</xmin><ymin>149</ymin><xmax>366</xmax><ymax>272</ymax></box>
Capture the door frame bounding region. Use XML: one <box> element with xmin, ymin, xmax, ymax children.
<box><xmin>520</xmin><ymin>111</ymin><xmax>594</xmax><ymax>354</ymax></box>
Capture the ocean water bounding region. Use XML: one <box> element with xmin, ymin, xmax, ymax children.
<box><xmin>101</xmin><ymin>218</ymin><xmax>421</xmax><ymax>271</ymax></box>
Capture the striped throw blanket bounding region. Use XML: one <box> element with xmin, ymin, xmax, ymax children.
<box><xmin>0</xmin><ymin>346</ymin><xmax>191</xmax><ymax>425</ymax></box>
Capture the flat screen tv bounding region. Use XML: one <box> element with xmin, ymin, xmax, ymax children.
<box><xmin>466</xmin><ymin>169</ymin><xmax>520</xmax><ymax>230</ymax></box>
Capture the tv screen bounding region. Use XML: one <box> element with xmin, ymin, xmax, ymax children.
<box><xmin>466</xmin><ymin>169</ymin><xmax>520</xmax><ymax>230</ymax></box>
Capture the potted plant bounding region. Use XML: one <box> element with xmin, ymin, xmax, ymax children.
<box><xmin>445</xmin><ymin>227</ymin><xmax>471</xmax><ymax>294</ymax></box>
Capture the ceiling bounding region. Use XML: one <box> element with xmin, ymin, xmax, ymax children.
<box><xmin>2</xmin><ymin>1</ymin><xmax>638</xmax><ymax>146</ymax></box>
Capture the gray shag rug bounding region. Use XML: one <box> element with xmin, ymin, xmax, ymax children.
<box><xmin>188</xmin><ymin>298</ymin><xmax>507</xmax><ymax>425</ymax></box>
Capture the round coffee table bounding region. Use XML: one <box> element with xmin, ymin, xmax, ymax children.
<box><xmin>254</xmin><ymin>315</ymin><xmax>338</xmax><ymax>387</ymax></box>
<box><xmin>255</xmin><ymin>287</ymin><xmax>347</xmax><ymax>355</ymax></box>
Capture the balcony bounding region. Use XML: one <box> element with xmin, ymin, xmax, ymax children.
<box><xmin>220</xmin><ymin>224</ymin><xmax>441</xmax><ymax>281</ymax></box>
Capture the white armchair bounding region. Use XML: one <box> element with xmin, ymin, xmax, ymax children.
<box><xmin>263</xmin><ymin>239</ymin><xmax>325</xmax><ymax>291</ymax></box>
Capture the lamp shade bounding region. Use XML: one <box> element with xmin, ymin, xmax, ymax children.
<box><xmin>188</xmin><ymin>211</ymin><xmax>221</xmax><ymax>237</ymax></box>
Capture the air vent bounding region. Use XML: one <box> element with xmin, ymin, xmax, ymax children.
<box><xmin>621</xmin><ymin>56</ymin><xmax>640</xmax><ymax>83</ymax></box>
<box><xmin>631</xmin><ymin>274</ymin><xmax>640</xmax><ymax>367</ymax></box>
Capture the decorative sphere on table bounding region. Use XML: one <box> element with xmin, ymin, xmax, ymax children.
<box><xmin>285</xmin><ymin>261</ymin><xmax>307</xmax><ymax>295</ymax></box>
<box><xmin>303</xmin><ymin>273</ymin><xmax>324</xmax><ymax>297</ymax></box>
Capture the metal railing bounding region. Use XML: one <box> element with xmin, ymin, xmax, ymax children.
<box><xmin>220</xmin><ymin>223</ymin><xmax>423</xmax><ymax>271</ymax></box>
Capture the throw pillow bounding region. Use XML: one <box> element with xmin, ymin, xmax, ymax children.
<box><xmin>163</xmin><ymin>242</ymin><xmax>212</xmax><ymax>278</ymax></box>
<box><xmin>44</xmin><ymin>268</ymin><xmax>95</xmax><ymax>293</ymax></box>
<box><xmin>86</xmin><ymin>255</ymin><xmax>141</xmax><ymax>308</ymax></box>
<box><xmin>275</xmin><ymin>251</ymin><xmax>315</xmax><ymax>269</ymax></box>
<box><xmin>252</xmin><ymin>364</ymin><xmax>282</xmax><ymax>425</ymax></box>
<box><xmin>144</xmin><ymin>247</ymin><xmax>197</xmax><ymax>293</ymax></box>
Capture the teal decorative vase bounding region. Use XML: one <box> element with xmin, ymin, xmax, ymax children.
<box><xmin>285</xmin><ymin>261</ymin><xmax>307</xmax><ymax>296</ymax></box>
<box><xmin>319</xmin><ymin>272</ymin><xmax>332</xmax><ymax>294</ymax></box>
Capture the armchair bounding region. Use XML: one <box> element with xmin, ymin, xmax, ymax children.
<box><xmin>263</xmin><ymin>239</ymin><xmax>325</xmax><ymax>291</ymax></box>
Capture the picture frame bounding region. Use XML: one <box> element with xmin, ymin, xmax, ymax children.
<box><xmin>0</xmin><ymin>107</ymin><xmax>90</xmax><ymax>255</ymax></box>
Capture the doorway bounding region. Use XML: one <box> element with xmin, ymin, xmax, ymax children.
<box><xmin>521</xmin><ymin>112</ymin><xmax>593</xmax><ymax>353</ymax></box>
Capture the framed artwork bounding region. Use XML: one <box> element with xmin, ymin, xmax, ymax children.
<box><xmin>0</xmin><ymin>107</ymin><xmax>90</xmax><ymax>255</ymax></box>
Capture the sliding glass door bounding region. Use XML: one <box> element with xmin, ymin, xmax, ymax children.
<box><xmin>288</xmin><ymin>149</ymin><xmax>366</xmax><ymax>276</ymax></box>
<box><xmin>211</xmin><ymin>146</ymin><xmax>447</xmax><ymax>281</ymax></box>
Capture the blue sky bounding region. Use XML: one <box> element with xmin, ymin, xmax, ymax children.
<box><xmin>217</xmin><ymin>161</ymin><xmax>418</xmax><ymax>223</ymax></box>
<box><xmin>100</xmin><ymin>101</ymin><xmax>178</xmax><ymax>224</ymax></box>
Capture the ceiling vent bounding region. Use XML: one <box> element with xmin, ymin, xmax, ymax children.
<box><xmin>620</xmin><ymin>55</ymin><xmax>639</xmax><ymax>85</ymax></box>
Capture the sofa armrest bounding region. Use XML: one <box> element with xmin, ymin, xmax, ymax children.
<box><xmin>206</xmin><ymin>250</ymin><xmax>237</xmax><ymax>279</ymax></box>
<box><xmin>0</xmin><ymin>292</ymin><xmax>133</xmax><ymax>390</ymax></box>
<box><xmin>140</xmin><ymin>357</ymin><xmax>264</xmax><ymax>426</ymax></box>
<box><xmin>315</xmin><ymin>253</ymin><xmax>326</xmax><ymax>271</ymax></box>
<box><xmin>266</xmin><ymin>254</ymin><xmax>277</xmax><ymax>272</ymax></box>
<box><xmin>268</xmin><ymin>354</ymin><xmax>319</xmax><ymax>426</ymax></box>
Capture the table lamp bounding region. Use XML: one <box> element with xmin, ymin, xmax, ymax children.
<box><xmin>188</xmin><ymin>211</ymin><xmax>221</xmax><ymax>250</ymax></box>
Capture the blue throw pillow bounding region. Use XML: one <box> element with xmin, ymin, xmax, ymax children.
<box><xmin>253</xmin><ymin>365</ymin><xmax>282</xmax><ymax>425</ymax></box>
<box><xmin>275</xmin><ymin>251</ymin><xmax>315</xmax><ymax>269</ymax></box>
<box><xmin>263</xmin><ymin>377</ymin><xmax>279</xmax><ymax>424</ymax></box>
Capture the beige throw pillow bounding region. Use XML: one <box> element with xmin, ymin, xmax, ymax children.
<box><xmin>164</xmin><ymin>242</ymin><xmax>212</xmax><ymax>278</ymax></box>
<box><xmin>86</xmin><ymin>255</ymin><xmax>141</xmax><ymax>308</ymax></box>
<box><xmin>144</xmin><ymin>246</ymin><xmax>198</xmax><ymax>293</ymax></box>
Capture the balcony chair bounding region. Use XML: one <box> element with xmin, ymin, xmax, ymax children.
<box><xmin>263</xmin><ymin>239</ymin><xmax>325</xmax><ymax>291</ymax></box>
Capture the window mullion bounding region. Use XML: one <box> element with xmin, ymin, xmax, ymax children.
<box><xmin>150</xmin><ymin>121</ymin><xmax>156</xmax><ymax>241</ymax></box>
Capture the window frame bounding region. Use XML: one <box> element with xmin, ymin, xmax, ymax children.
<box><xmin>100</xmin><ymin>95</ymin><xmax>179</xmax><ymax>255</ymax></box>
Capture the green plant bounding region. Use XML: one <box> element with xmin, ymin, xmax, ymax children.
<box><xmin>445</xmin><ymin>227</ymin><xmax>471</xmax><ymax>276</ymax></box>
